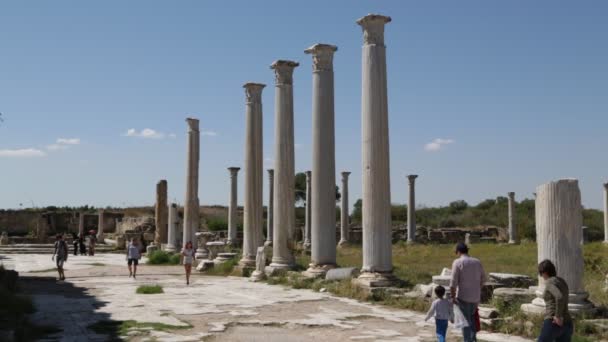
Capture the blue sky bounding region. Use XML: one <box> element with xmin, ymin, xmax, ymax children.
<box><xmin>0</xmin><ymin>1</ymin><xmax>606</xmax><ymax>210</ymax></box>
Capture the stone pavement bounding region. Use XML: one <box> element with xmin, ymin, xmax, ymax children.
<box><xmin>6</xmin><ymin>254</ymin><xmax>532</xmax><ymax>341</ymax></box>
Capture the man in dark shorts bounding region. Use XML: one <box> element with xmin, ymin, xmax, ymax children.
<box><xmin>52</xmin><ymin>234</ymin><xmax>68</xmax><ymax>281</ymax></box>
<box><xmin>126</xmin><ymin>238</ymin><xmax>141</xmax><ymax>278</ymax></box>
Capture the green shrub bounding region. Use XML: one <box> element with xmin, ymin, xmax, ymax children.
<box><xmin>136</xmin><ymin>285</ymin><xmax>163</xmax><ymax>294</ymax></box>
<box><xmin>169</xmin><ymin>253</ymin><xmax>181</xmax><ymax>265</ymax></box>
<box><xmin>147</xmin><ymin>251</ymin><xmax>180</xmax><ymax>265</ymax></box>
<box><xmin>207</xmin><ymin>218</ymin><xmax>228</xmax><ymax>231</ymax></box>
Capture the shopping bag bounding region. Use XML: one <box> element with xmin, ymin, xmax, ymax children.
<box><xmin>452</xmin><ymin>305</ymin><xmax>469</xmax><ymax>330</ymax></box>
<box><xmin>475</xmin><ymin>307</ymin><xmax>481</xmax><ymax>332</ymax></box>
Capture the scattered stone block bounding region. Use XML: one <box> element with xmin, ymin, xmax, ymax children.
<box><xmin>196</xmin><ymin>259</ymin><xmax>215</xmax><ymax>272</ymax></box>
<box><xmin>489</xmin><ymin>273</ymin><xmax>535</xmax><ymax>288</ymax></box>
<box><xmin>478</xmin><ymin>306</ymin><xmax>499</xmax><ymax>319</ymax></box>
<box><xmin>492</xmin><ymin>287</ymin><xmax>536</xmax><ymax>305</ymax></box>
<box><xmin>146</xmin><ymin>244</ymin><xmax>159</xmax><ymax>254</ymax></box>
<box><xmin>325</xmin><ymin>267</ymin><xmax>359</xmax><ymax>281</ymax></box>
<box><xmin>213</xmin><ymin>252</ymin><xmax>237</xmax><ymax>265</ymax></box>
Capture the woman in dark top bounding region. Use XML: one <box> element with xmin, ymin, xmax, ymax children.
<box><xmin>537</xmin><ymin>259</ymin><xmax>573</xmax><ymax>342</ymax></box>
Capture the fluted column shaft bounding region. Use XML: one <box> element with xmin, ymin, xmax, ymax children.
<box><xmin>357</xmin><ymin>15</ymin><xmax>393</xmax><ymax>281</ymax></box>
<box><xmin>97</xmin><ymin>209</ymin><xmax>105</xmax><ymax>243</ymax></box>
<box><xmin>265</xmin><ymin>169</ymin><xmax>274</xmax><ymax>246</ymax></box>
<box><xmin>604</xmin><ymin>183</ymin><xmax>608</xmax><ymax>243</ymax></box>
<box><xmin>303</xmin><ymin>171</ymin><xmax>312</xmax><ymax>248</ymax></box>
<box><xmin>227</xmin><ymin>167</ymin><xmax>240</xmax><ymax>245</ymax></box>
<box><xmin>166</xmin><ymin>203</ymin><xmax>178</xmax><ymax>252</ymax></box>
<box><xmin>306</xmin><ymin>44</ymin><xmax>338</xmax><ymax>272</ymax></box>
<box><xmin>406</xmin><ymin>175</ymin><xmax>418</xmax><ymax>244</ymax></box>
<box><xmin>508</xmin><ymin>192</ymin><xmax>517</xmax><ymax>244</ymax></box>
<box><xmin>270</xmin><ymin>60</ymin><xmax>299</xmax><ymax>269</ymax></box>
<box><xmin>155</xmin><ymin>180</ymin><xmax>168</xmax><ymax>245</ymax></box>
<box><xmin>183</xmin><ymin>118</ymin><xmax>200</xmax><ymax>245</ymax></box>
<box><xmin>241</xmin><ymin>82</ymin><xmax>265</xmax><ymax>267</ymax></box>
<box><xmin>339</xmin><ymin>172</ymin><xmax>351</xmax><ymax>245</ymax></box>
<box><xmin>78</xmin><ymin>212</ymin><xmax>84</xmax><ymax>237</ymax></box>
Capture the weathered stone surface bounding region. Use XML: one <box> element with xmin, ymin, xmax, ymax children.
<box><xmin>522</xmin><ymin>179</ymin><xmax>595</xmax><ymax>315</ymax></box>
<box><xmin>355</xmin><ymin>13</ymin><xmax>396</xmax><ymax>289</ymax></box>
<box><xmin>478</xmin><ymin>306</ymin><xmax>499</xmax><ymax>319</ymax></box>
<box><xmin>325</xmin><ymin>267</ymin><xmax>359</xmax><ymax>281</ymax></box>
<box><xmin>249</xmin><ymin>246</ymin><xmax>266</xmax><ymax>282</ymax></box>
<box><xmin>0</xmin><ymin>231</ymin><xmax>8</xmax><ymax>245</ymax></box>
<box><xmin>165</xmin><ymin>203</ymin><xmax>179</xmax><ymax>252</ymax></box>
<box><xmin>303</xmin><ymin>170</ymin><xmax>312</xmax><ymax>249</ymax></box>
<box><xmin>227</xmin><ymin>167</ymin><xmax>240</xmax><ymax>246</ymax></box>
<box><xmin>489</xmin><ymin>273</ymin><xmax>535</xmax><ymax>288</ymax></box>
<box><xmin>154</xmin><ymin>180</ymin><xmax>168</xmax><ymax>246</ymax></box>
<box><xmin>406</xmin><ymin>175</ymin><xmax>418</xmax><ymax>244</ymax></box>
<box><xmin>493</xmin><ymin>287</ymin><xmax>536</xmax><ymax>304</ymax></box>
<box><xmin>265</xmin><ymin>169</ymin><xmax>274</xmax><ymax>246</ymax></box>
<box><xmin>146</xmin><ymin>244</ymin><xmax>159</xmax><ymax>254</ymax></box>
<box><xmin>508</xmin><ymin>192</ymin><xmax>518</xmax><ymax>244</ymax></box>
<box><xmin>214</xmin><ymin>252</ymin><xmax>237</xmax><ymax>265</ymax></box>
<box><xmin>339</xmin><ymin>172</ymin><xmax>351</xmax><ymax>246</ymax></box>
<box><xmin>183</xmin><ymin>118</ymin><xmax>200</xmax><ymax>245</ymax></box>
<box><xmin>196</xmin><ymin>259</ymin><xmax>215</xmax><ymax>272</ymax></box>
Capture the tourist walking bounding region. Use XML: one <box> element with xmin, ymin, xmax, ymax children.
<box><xmin>126</xmin><ymin>238</ymin><xmax>141</xmax><ymax>279</ymax></box>
<box><xmin>449</xmin><ymin>242</ymin><xmax>485</xmax><ymax>342</ymax></box>
<box><xmin>52</xmin><ymin>234</ymin><xmax>68</xmax><ymax>281</ymax></box>
<box><xmin>88</xmin><ymin>230</ymin><xmax>97</xmax><ymax>256</ymax></box>
<box><xmin>181</xmin><ymin>241</ymin><xmax>195</xmax><ymax>285</ymax></box>
<box><xmin>71</xmin><ymin>233</ymin><xmax>79</xmax><ymax>256</ymax></box>
<box><xmin>537</xmin><ymin>260</ymin><xmax>573</xmax><ymax>342</ymax></box>
<box><xmin>424</xmin><ymin>285</ymin><xmax>454</xmax><ymax>342</ymax></box>
<box><xmin>78</xmin><ymin>235</ymin><xmax>87</xmax><ymax>255</ymax></box>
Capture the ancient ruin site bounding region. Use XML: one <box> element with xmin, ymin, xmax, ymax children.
<box><xmin>1</xmin><ymin>2</ymin><xmax>607</xmax><ymax>342</ymax></box>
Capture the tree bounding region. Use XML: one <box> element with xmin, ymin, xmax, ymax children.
<box><xmin>294</xmin><ymin>172</ymin><xmax>341</xmax><ymax>206</ymax></box>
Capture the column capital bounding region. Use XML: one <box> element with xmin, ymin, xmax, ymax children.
<box><xmin>267</xmin><ymin>169</ymin><xmax>274</xmax><ymax>176</ymax></box>
<box><xmin>508</xmin><ymin>191</ymin><xmax>515</xmax><ymax>198</ymax></box>
<box><xmin>243</xmin><ymin>82</ymin><xmax>266</xmax><ymax>103</ymax></box>
<box><xmin>305</xmin><ymin>43</ymin><xmax>338</xmax><ymax>72</ymax></box>
<box><xmin>407</xmin><ymin>174</ymin><xmax>418</xmax><ymax>184</ymax></box>
<box><xmin>186</xmin><ymin>117</ymin><xmax>199</xmax><ymax>131</ymax></box>
<box><xmin>170</xmin><ymin>203</ymin><xmax>177</xmax><ymax>209</ymax></box>
<box><xmin>228</xmin><ymin>167</ymin><xmax>241</xmax><ymax>176</ymax></box>
<box><xmin>341</xmin><ymin>171</ymin><xmax>351</xmax><ymax>179</ymax></box>
<box><xmin>604</xmin><ymin>182</ymin><xmax>608</xmax><ymax>190</ymax></box>
<box><xmin>270</xmin><ymin>60</ymin><xmax>299</xmax><ymax>85</ymax></box>
<box><xmin>305</xmin><ymin>170</ymin><xmax>312</xmax><ymax>178</ymax></box>
<box><xmin>356</xmin><ymin>14</ymin><xmax>391</xmax><ymax>46</ymax></box>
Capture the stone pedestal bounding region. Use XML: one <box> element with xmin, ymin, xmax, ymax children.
<box><xmin>227</xmin><ymin>167</ymin><xmax>241</xmax><ymax>245</ymax></box>
<box><xmin>183</xmin><ymin>118</ymin><xmax>200</xmax><ymax>245</ymax></box>
<box><xmin>406</xmin><ymin>175</ymin><xmax>418</xmax><ymax>244</ymax></box>
<box><xmin>303</xmin><ymin>170</ymin><xmax>312</xmax><ymax>249</ymax></box>
<box><xmin>508</xmin><ymin>192</ymin><xmax>518</xmax><ymax>244</ymax></box>
<box><xmin>97</xmin><ymin>209</ymin><xmax>105</xmax><ymax>244</ymax></box>
<box><xmin>146</xmin><ymin>244</ymin><xmax>159</xmax><ymax>254</ymax></box>
<box><xmin>521</xmin><ymin>179</ymin><xmax>594</xmax><ymax>315</ymax></box>
<box><xmin>195</xmin><ymin>232</ymin><xmax>212</xmax><ymax>260</ymax></box>
<box><xmin>353</xmin><ymin>14</ymin><xmax>396</xmax><ymax>289</ymax></box>
<box><xmin>604</xmin><ymin>183</ymin><xmax>608</xmax><ymax>244</ymax></box>
<box><xmin>155</xmin><ymin>180</ymin><xmax>168</xmax><ymax>246</ymax></box>
<box><xmin>338</xmin><ymin>172</ymin><xmax>351</xmax><ymax>246</ymax></box>
<box><xmin>214</xmin><ymin>252</ymin><xmax>237</xmax><ymax>265</ymax></box>
<box><xmin>241</xmin><ymin>82</ymin><xmax>265</xmax><ymax>268</ymax></box>
<box><xmin>269</xmin><ymin>60</ymin><xmax>299</xmax><ymax>271</ymax></box>
<box><xmin>305</xmin><ymin>43</ymin><xmax>338</xmax><ymax>277</ymax></box>
<box><xmin>165</xmin><ymin>203</ymin><xmax>179</xmax><ymax>252</ymax></box>
<box><xmin>249</xmin><ymin>246</ymin><xmax>267</xmax><ymax>282</ymax></box>
<box><xmin>265</xmin><ymin>169</ymin><xmax>274</xmax><ymax>247</ymax></box>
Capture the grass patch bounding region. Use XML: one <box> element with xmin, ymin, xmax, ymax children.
<box><xmin>136</xmin><ymin>285</ymin><xmax>163</xmax><ymax>294</ymax></box>
<box><xmin>88</xmin><ymin>320</ymin><xmax>192</xmax><ymax>336</ymax></box>
<box><xmin>87</xmin><ymin>263</ymin><xmax>106</xmax><ymax>267</ymax></box>
<box><xmin>147</xmin><ymin>250</ymin><xmax>181</xmax><ymax>265</ymax></box>
<box><xmin>204</xmin><ymin>258</ymin><xmax>239</xmax><ymax>276</ymax></box>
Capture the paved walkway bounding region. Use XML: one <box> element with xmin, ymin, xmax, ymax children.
<box><xmin>5</xmin><ymin>254</ymin><xmax>531</xmax><ymax>342</ymax></box>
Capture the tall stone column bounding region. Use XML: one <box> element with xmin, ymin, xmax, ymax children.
<box><xmin>406</xmin><ymin>175</ymin><xmax>418</xmax><ymax>244</ymax></box>
<box><xmin>354</xmin><ymin>14</ymin><xmax>395</xmax><ymax>288</ymax></box>
<box><xmin>521</xmin><ymin>179</ymin><xmax>594</xmax><ymax>314</ymax></box>
<box><xmin>303</xmin><ymin>170</ymin><xmax>312</xmax><ymax>249</ymax></box>
<box><xmin>267</xmin><ymin>60</ymin><xmax>299</xmax><ymax>272</ymax></box>
<box><xmin>183</xmin><ymin>118</ymin><xmax>200</xmax><ymax>245</ymax></box>
<box><xmin>339</xmin><ymin>172</ymin><xmax>351</xmax><ymax>246</ymax></box>
<box><xmin>154</xmin><ymin>180</ymin><xmax>168</xmax><ymax>246</ymax></box>
<box><xmin>165</xmin><ymin>203</ymin><xmax>178</xmax><ymax>252</ymax></box>
<box><xmin>507</xmin><ymin>192</ymin><xmax>518</xmax><ymax>244</ymax></box>
<box><xmin>265</xmin><ymin>169</ymin><xmax>274</xmax><ymax>247</ymax></box>
<box><xmin>604</xmin><ymin>182</ymin><xmax>608</xmax><ymax>244</ymax></box>
<box><xmin>78</xmin><ymin>212</ymin><xmax>85</xmax><ymax>237</ymax></box>
<box><xmin>97</xmin><ymin>209</ymin><xmax>105</xmax><ymax>243</ymax></box>
<box><xmin>226</xmin><ymin>167</ymin><xmax>241</xmax><ymax>245</ymax></box>
<box><xmin>240</xmin><ymin>82</ymin><xmax>265</xmax><ymax>267</ymax></box>
<box><xmin>304</xmin><ymin>43</ymin><xmax>338</xmax><ymax>276</ymax></box>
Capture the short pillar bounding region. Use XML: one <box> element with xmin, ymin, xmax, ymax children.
<box><xmin>303</xmin><ymin>170</ymin><xmax>312</xmax><ymax>249</ymax></box>
<box><xmin>521</xmin><ymin>179</ymin><xmax>594</xmax><ymax>314</ymax></box>
<box><xmin>265</xmin><ymin>169</ymin><xmax>274</xmax><ymax>247</ymax></box>
<box><xmin>354</xmin><ymin>14</ymin><xmax>396</xmax><ymax>288</ymax></box>
<box><xmin>508</xmin><ymin>192</ymin><xmax>518</xmax><ymax>244</ymax></box>
<box><xmin>240</xmin><ymin>82</ymin><xmax>265</xmax><ymax>268</ymax></box>
<box><xmin>183</xmin><ymin>118</ymin><xmax>200</xmax><ymax>246</ymax></box>
<box><xmin>78</xmin><ymin>212</ymin><xmax>85</xmax><ymax>237</ymax></box>
<box><xmin>338</xmin><ymin>172</ymin><xmax>351</xmax><ymax>246</ymax></box>
<box><xmin>154</xmin><ymin>180</ymin><xmax>168</xmax><ymax>246</ymax></box>
<box><xmin>227</xmin><ymin>167</ymin><xmax>241</xmax><ymax>245</ymax></box>
<box><xmin>165</xmin><ymin>203</ymin><xmax>178</xmax><ymax>252</ymax></box>
<box><xmin>267</xmin><ymin>60</ymin><xmax>299</xmax><ymax>272</ymax></box>
<box><xmin>406</xmin><ymin>175</ymin><xmax>418</xmax><ymax>244</ymax></box>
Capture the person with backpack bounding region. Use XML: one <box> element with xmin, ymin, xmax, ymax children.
<box><xmin>52</xmin><ymin>234</ymin><xmax>69</xmax><ymax>281</ymax></box>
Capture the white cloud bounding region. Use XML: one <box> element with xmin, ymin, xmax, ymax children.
<box><xmin>56</xmin><ymin>138</ymin><xmax>80</xmax><ymax>145</ymax></box>
<box><xmin>0</xmin><ymin>148</ymin><xmax>46</xmax><ymax>157</ymax></box>
<box><xmin>46</xmin><ymin>144</ymin><xmax>68</xmax><ymax>151</ymax></box>
<box><xmin>201</xmin><ymin>130</ymin><xmax>218</xmax><ymax>137</ymax></box>
<box><xmin>424</xmin><ymin>138</ymin><xmax>455</xmax><ymax>152</ymax></box>
<box><xmin>124</xmin><ymin>128</ymin><xmax>165</xmax><ymax>139</ymax></box>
